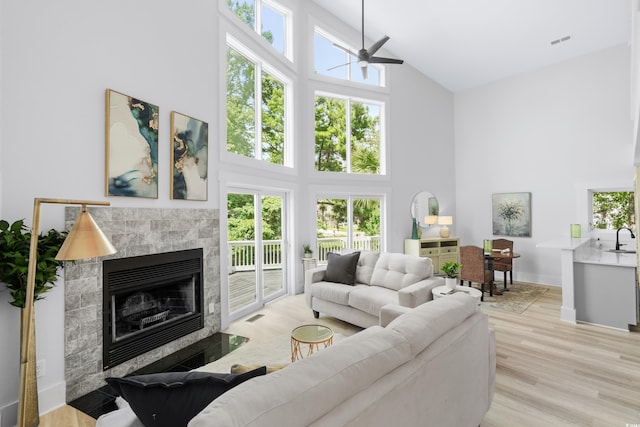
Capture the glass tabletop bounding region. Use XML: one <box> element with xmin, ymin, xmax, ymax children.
<box><xmin>291</xmin><ymin>324</ymin><xmax>333</xmax><ymax>343</ymax></box>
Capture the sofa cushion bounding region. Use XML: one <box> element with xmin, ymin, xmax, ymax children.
<box><xmin>325</xmin><ymin>252</ymin><xmax>361</xmax><ymax>285</ymax></box>
<box><xmin>189</xmin><ymin>327</ymin><xmax>411</xmax><ymax>427</ymax></box>
<box><xmin>311</xmin><ymin>282</ymin><xmax>369</xmax><ymax>306</ymax></box>
<box><xmin>348</xmin><ymin>285</ymin><xmax>398</xmax><ymax>317</ymax></box>
<box><xmin>370</xmin><ymin>253</ymin><xmax>432</xmax><ymax>291</ymax></box>
<box><xmin>387</xmin><ymin>292</ymin><xmax>478</xmax><ymax>357</ymax></box>
<box><xmin>106</xmin><ymin>368</ymin><xmax>266</xmax><ymax>427</ymax></box>
<box><xmin>355</xmin><ymin>251</ymin><xmax>381</xmax><ymax>285</ymax></box>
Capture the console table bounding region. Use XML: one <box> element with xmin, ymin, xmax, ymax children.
<box><xmin>404</xmin><ymin>237</ymin><xmax>460</xmax><ymax>275</ymax></box>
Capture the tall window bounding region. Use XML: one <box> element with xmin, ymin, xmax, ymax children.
<box><xmin>226</xmin><ymin>0</ymin><xmax>291</xmax><ymax>59</ymax></box>
<box><xmin>316</xmin><ymin>196</ymin><xmax>382</xmax><ymax>261</ymax></box>
<box><xmin>314</xmin><ymin>28</ymin><xmax>381</xmax><ymax>87</ymax></box>
<box><xmin>592</xmin><ymin>191</ymin><xmax>635</xmax><ymax>230</ymax></box>
<box><xmin>226</xmin><ymin>39</ymin><xmax>290</xmax><ymax>166</ymax></box>
<box><xmin>315</xmin><ymin>94</ymin><xmax>382</xmax><ymax>174</ymax></box>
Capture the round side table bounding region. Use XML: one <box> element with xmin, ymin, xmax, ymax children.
<box><xmin>432</xmin><ymin>285</ymin><xmax>482</xmax><ymax>305</ymax></box>
<box><xmin>290</xmin><ymin>324</ymin><xmax>333</xmax><ymax>362</ymax></box>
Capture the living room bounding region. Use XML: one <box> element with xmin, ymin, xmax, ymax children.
<box><xmin>0</xmin><ymin>0</ymin><xmax>637</xmax><ymax>426</ymax></box>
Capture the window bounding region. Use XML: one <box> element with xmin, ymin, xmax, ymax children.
<box><xmin>226</xmin><ymin>38</ymin><xmax>290</xmax><ymax>166</ymax></box>
<box><xmin>226</xmin><ymin>0</ymin><xmax>291</xmax><ymax>59</ymax></box>
<box><xmin>591</xmin><ymin>191</ymin><xmax>635</xmax><ymax>230</ymax></box>
<box><xmin>315</xmin><ymin>94</ymin><xmax>382</xmax><ymax>174</ymax></box>
<box><xmin>316</xmin><ymin>196</ymin><xmax>382</xmax><ymax>261</ymax></box>
<box><xmin>314</xmin><ymin>29</ymin><xmax>381</xmax><ymax>86</ymax></box>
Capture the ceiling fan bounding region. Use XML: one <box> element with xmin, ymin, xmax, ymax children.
<box><xmin>329</xmin><ymin>0</ymin><xmax>404</xmax><ymax>79</ymax></box>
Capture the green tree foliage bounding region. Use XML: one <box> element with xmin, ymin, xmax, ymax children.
<box><xmin>0</xmin><ymin>220</ymin><xmax>66</xmax><ymax>308</ymax></box>
<box><xmin>261</xmin><ymin>73</ymin><xmax>285</xmax><ymax>164</ymax></box>
<box><xmin>593</xmin><ymin>191</ymin><xmax>635</xmax><ymax>229</ymax></box>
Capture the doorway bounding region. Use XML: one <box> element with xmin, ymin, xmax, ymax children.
<box><xmin>227</xmin><ymin>189</ymin><xmax>288</xmax><ymax>320</ymax></box>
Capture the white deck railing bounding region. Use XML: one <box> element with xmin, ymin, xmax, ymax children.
<box><xmin>228</xmin><ymin>236</ymin><xmax>381</xmax><ymax>271</ymax></box>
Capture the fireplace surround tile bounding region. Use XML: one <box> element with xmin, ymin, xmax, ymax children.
<box><xmin>63</xmin><ymin>207</ymin><xmax>220</xmax><ymax>401</ymax></box>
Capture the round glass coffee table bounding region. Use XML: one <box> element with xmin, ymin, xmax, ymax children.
<box><xmin>290</xmin><ymin>324</ymin><xmax>334</xmax><ymax>362</ymax></box>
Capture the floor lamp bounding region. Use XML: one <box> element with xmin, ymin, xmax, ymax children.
<box><xmin>18</xmin><ymin>198</ymin><xmax>117</xmax><ymax>427</ymax></box>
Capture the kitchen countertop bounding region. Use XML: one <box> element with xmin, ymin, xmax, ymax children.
<box><xmin>573</xmin><ymin>246</ymin><xmax>637</xmax><ymax>268</ymax></box>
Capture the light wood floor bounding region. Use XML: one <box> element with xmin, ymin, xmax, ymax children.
<box><xmin>43</xmin><ymin>284</ymin><xmax>640</xmax><ymax>427</ymax></box>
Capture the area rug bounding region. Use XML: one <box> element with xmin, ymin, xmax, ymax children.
<box><xmin>196</xmin><ymin>332</ymin><xmax>344</xmax><ymax>374</ymax></box>
<box><xmin>480</xmin><ymin>282</ymin><xmax>548</xmax><ymax>314</ymax></box>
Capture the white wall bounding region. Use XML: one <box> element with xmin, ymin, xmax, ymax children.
<box><xmin>454</xmin><ymin>45</ymin><xmax>634</xmax><ymax>286</ymax></box>
<box><xmin>0</xmin><ymin>0</ymin><xmax>455</xmax><ymax>421</ymax></box>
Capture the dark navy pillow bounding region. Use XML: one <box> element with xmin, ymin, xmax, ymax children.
<box><xmin>106</xmin><ymin>367</ymin><xmax>266</xmax><ymax>427</ymax></box>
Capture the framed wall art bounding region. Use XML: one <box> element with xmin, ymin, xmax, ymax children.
<box><xmin>105</xmin><ymin>89</ymin><xmax>159</xmax><ymax>198</ymax></box>
<box><xmin>492</xmin><ymin>192</ymin><xmax>531</xmax><ymax>237</ymax></box>
<box><xmin>170</xmin><ymin>111</ymin><xmax>209</xmax><ymax>201</ymax></box>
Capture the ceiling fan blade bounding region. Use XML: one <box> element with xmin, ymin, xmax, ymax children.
<box><xmin>368</xmin><ymin>56</ymin><xmax>404</xmax><ymax>65</ymax></box>
<box><xmin>327</xmin><ymin>61</ymin><xmax>355</xmax><ymax>71</ymax></box>
<box><xmin>332</xmin><ymin>43</ymin><xmax>358</xmax><ymax>57</ymax></box>
<box><xmin>361</xmin><ymin>65</ymin><xmax>368</xmax><ymax>80</ymax></box>
<box><xmin>367</xmin><ymin>35</ymin><xmax>389</xmax><ymax>56</ymax></box>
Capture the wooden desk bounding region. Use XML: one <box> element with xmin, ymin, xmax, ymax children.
<box><xmin>484</xmin><ymin>251</ymin><xmax>520</xmax><ymax>295</ymax></box>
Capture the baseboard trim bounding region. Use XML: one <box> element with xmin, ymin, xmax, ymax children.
<box><xmin>0</xmin><ymin>380</ymin><xmax>65</xmax><ymax>427</ymax></box>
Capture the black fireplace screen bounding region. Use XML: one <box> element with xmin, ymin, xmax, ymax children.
<box><xmin>103</xmin><ymin>248</ymin><xmax>204</xmax><ymax>370</ymax></box>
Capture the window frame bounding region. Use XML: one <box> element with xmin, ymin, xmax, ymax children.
<box><xmin>224</xmin><ymin>34</ymin><xmax>294</xmax><ymax>169</ymax></box>
<box><xmin>314</xmin><ymin>90</ymin><xmax>386</xmax><ymax>176</ymax></box>
<box><xmin>314</xmin><ymin>192</ymin><xmax>387</xmax><ymax>261</ymax></box>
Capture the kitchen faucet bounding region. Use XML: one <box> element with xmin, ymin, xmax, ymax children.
<box><xmin>615</xmin><ymin>227</ymin><xmax>636</xmax><ymax>250</ymax></box>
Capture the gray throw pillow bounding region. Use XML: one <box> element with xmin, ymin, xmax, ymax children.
<box><xmin>325</xmin><ymin>251</ymin><xmax>361</xmax><ymax>285</ymax></box>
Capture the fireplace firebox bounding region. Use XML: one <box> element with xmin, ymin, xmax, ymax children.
<box><xmin>103</xmin><ymin>248</ymin><xmax>204</xmax><ymax>370</ymax></box>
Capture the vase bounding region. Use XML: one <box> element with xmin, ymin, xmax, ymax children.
<box><xmin>445</xmin><ymin>277</ymin><xmax>457</xmax><ymax>291</ymax></box>
<box><xmin>411</xmin><ymin>218</ymin><xmax>419</xmax><ymax>239</ymax></box>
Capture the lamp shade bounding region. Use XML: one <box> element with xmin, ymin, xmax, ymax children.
<box><xmin>437</xmin><ymin>216</ymin><xmax>453</xmax><ymax>225</ymax></box>
<box><xmin>56</xmin><ymin>210</ymin><xmax>117</xmax><ymax>260</ymax></box>
<box><xmin>424</xmin><ymin>215</ymin><xmax>438</xmax><ymax>225</ymax></box>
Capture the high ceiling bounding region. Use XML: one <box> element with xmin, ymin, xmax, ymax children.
<box><xmin>312</xmin><ymin>0</ymin><xmax>632</xmax><ymax>92</ymax></box>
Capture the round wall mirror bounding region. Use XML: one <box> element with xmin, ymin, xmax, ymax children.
<box><xmin>410</xmin><ymin>191</ymin><xmax>439</xmax><ymax>225</ymax></box>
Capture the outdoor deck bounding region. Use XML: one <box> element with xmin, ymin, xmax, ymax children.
<box><xmin>228</xmin><ymin>269</ymin><xmax>285</xmax><ymax>313</ymax></box>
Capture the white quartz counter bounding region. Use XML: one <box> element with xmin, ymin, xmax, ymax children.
<box><xmin>573</xmin><ymin>246</ymin><xmax>637</xmax><ymax>268</ymax></box>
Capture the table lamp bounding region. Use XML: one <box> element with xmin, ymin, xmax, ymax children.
<box><xmin>437</xmin><ymin>216</ymin><xmax>453</xmax><ymax>238</ymax></box>
<box><xmin>18</xmin><ymin>198</ymin><xmax>117</xmax><ymax>427</ymax></box>
<box><xmin>424</xmin><ymin>215</ymin><xmax>438</xmax><ymax>227</ymax></box>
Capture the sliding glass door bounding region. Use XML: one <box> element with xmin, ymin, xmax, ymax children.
<box><xmin>227</xmin><ymin>189</ymin><xmax>287</xmax><ymax>318</ymax></box>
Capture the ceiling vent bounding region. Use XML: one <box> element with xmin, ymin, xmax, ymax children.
<box><xmin>550</xmin><ymin>35</ymin><xmax>572</xmax><ymax>46</ymax></box>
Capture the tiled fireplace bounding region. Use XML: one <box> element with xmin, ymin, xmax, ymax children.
<box><xmin>63</xmin><ymin>207</ymin><xmax>220</xmax><ymax>401</ymax></box>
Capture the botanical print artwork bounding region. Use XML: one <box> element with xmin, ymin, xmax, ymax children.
<box><xmin>105</xmin><ymin>89</ymin><xmax>159</xmax><ymax>198</ymax></box>
<box><xmin>170</xmin><ymin>112</ymin><xmax>208</xmax><ymax>201</ymax></box>
<box><xmin>492</xmin><ymin>192</ymin><xmax>532</xmax><ymax>237</ymax></box>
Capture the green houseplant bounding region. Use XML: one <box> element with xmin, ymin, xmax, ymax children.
<box><xmin>441</xmin><ymin>260</ymin><xmax>462</xmax><ymax>291</ymax></box>
<box><xmin>303</xmin><ymin>244</ymin><xmax>313</xmax><ymax>258</ymax></box>
<box><xmin>0</xmin><ymin>219</ymin><xmax>67</xmax><ymax>308</ymax></box>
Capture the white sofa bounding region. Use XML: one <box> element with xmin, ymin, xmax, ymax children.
<box><xmin>189</xmin><ymin>293</ymin><xmax>495</xmax><ymax>426</ymax></box>
<box><xmin>305</xmin><ymin>251</ymin><xmax>445</xmax><ymax>328</ymax></box>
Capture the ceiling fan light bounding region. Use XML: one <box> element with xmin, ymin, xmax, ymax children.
<box><xmin>358</xmin><ymin>60</ymin><xmax>368</xmax><ymax>67</ymax></box>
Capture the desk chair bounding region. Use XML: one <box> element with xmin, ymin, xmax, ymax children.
<box><xmin>492</xmin><ymin>238</ymin><xmax>513</xmax><ymax>290</ymax></box>
<box><xmin>459</xmin><ymin>245</ymin><xmax>493</xmax><ymax>300</ymax></box>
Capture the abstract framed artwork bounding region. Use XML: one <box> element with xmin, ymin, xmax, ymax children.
<box><xmin>105</xmin><ymin>89</ymin><xmax>159</xmax><ymax>198</ymax></box>
<box><xmin>170</xmin><ymin>111</ymin><xmax>209</xmax><ymax>201</ymax></box>
<box><xmin>492</xmin><ymin>192</ymin><xmax>532</xmax><ymax>237</ymax></box>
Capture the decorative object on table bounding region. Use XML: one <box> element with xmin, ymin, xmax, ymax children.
<box><xmin>570</xmin><ymin>224</ymin><xmax>581</xmax><ymax>238</ymax></box>
<box><xmin>105</xmin><ymin>89</ymin><xmax>159</xmax><ymax>199</ymax></box>
<box><xmin>437</xmin><ymin>215</ymin><xmax>453</xmax><ymax>238</ymax></box>
<box><xmin>441</xmin><ymin>260</ymin><xmax>462</xmax><ymax>290</ymax></box>
<box><xmin>11</xmin><ymin>198</ymin><xmax>117</xmax><ymax>427</ymax></box>
<box><xmin>483</xmin><ymin>239</ymin><xmax>493</xmax><ymax>255</ymax></box>
<box><xmin>411</xmin><ymin>217</ymin><xmax>419</xmax><ymax>239</ymax></box>
<box><xmin>492</xmin><ymin>192</ymin><xmax>531</xmax><ymax>237</ymax></box>
<box><xmin>303</xmin><ymin>244</ymin><xmax>313</xmax><ymax>258</ymax></box>
<box><xmin>170</xmin><ymin>111</ymin><xmax>209</xmax><ymax>201</ymax></box>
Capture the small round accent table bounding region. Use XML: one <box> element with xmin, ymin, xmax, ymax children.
<box><xmin>290</xmin><ymin>324</ymin><xmax>334</xmax><ymax>362</ymax></box>
<box><xmin>432</xmin><ymin>285</ymin><xmax>482</xmax><ymax>306</ymax></box>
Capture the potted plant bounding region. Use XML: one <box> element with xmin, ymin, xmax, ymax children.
<box><xmin>0</xmin><ymin>219</ymin><xmax>67</xmax><ymax>308</ymax></box>
<box><xmin>441</xmin><ymin>260</ymin><xmax>462</xmax><ymax>291</ymax></box>
<box><xmin>303</xmin><ymin>244</ymin><xmax>313</xmax><ymax>258</ymax></box>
